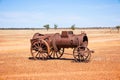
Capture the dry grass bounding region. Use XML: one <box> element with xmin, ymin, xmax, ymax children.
<box><xmin>0</xmin><ymin>29</ymin><xmax>120</xmax><ymax>80</ymax></box>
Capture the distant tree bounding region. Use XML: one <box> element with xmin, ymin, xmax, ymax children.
<box><xmin>71</xmin><ymin>24</ymin><xmax>75</xmax><ymax>30</ymax></box>
<box><xmin>116</xmin><ymin>25</ymin><xmax>120</xmax><ymax>33</ymax></box>
<box><xmin>43</xmin><ymin>24</ymin><xmax>50</xmax><ymax>31</ymax></box>
<box><xmin>54</xmin><ymin>24</ymin><xmax>58</xmax><ymax>30</ymax></box>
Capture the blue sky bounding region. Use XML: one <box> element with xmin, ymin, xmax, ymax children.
<box><xmin>0</xmin><ymin>0</ymin><xmax>120</xmax><ymax>28</ymax></box>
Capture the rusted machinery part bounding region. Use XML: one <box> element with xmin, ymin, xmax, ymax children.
<box><xmin>32</xmin><ymin>33</ymin><xmax>44</xmax><ymax>39</ymax></box>
<box><xmin>82</xmin><ymin>35</ymin><xmax>88</xmax><ymax>47</ymax></box>
<box><xmin>49</xmin><ymin>48</ymin><xmax>64</xmax><ymax>59</ymax></box>
<box><xmin>73</xmin><ymin>46</ymin><xmax>91</xmax><ymax>62</ymax></box>
<box><xmin>52</xmin><ymin>33</ymin><xmax>60</xmax><ymax>51</ymax></box>
<box><xmin>32</xmin><ymin>33</ymin><xmax>40</xmax><ymax>39</ymax></box>
<box><xmin>77</xmin><ymin>35</ymin><xmax>88</xmax><ymax>47</ymax></box>
<box><xmin>31</xmin><ymin>39</ymin><xmax>50</xmax><ymax>60</ymax></box>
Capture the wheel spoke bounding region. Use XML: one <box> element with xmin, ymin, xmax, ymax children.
<box><xmin>50</xmin><ymin>50</ymin><xmax>53</xmax><ymax>56</ymax></box>
<box><xmin>43</xmin><ymin>53</ymin><xmax>48</xmax><ymax>58</ymax></box>
<box><xmin>35</xmin><ymin>44</ymin><xmax>37</xmax><ymax>47</ymax></box>
<box><xmin>41</xmin><ymin>44</ymin><xmax>44</xmax><ymax>48</ymax></box>
<box><xmin>35</xmin><ymin>52</ymin><xmax>39</xmax><ymax>57</ymax></box>
<box><xmin>56</xmin><ymin>52</ymin><xmax>58</xmax><ymax>58</ymax></box>
<box><xmin>53</xmin><ymin>51</ymin><xmax>55</xmax><ymax>58</ymax></box>
<box><xmin>32</xmin><ymin>47</ymin><xmax>37</xmax><ymax>51</ymax></box>
<box><xmin>39</xmin><ymin>52</ymin><xmax>41</xmax><ymax>59</ymax></box>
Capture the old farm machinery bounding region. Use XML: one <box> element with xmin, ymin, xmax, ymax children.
<box><xmin>30</xmin><ymin>31</ymin><xmax>94</xmax><ymax>62</ymax></box>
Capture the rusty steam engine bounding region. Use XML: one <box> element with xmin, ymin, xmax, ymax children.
<box><xmin>30</xmin><ymin>31</ymin><xmax>94</xmax><ymax>62</ymax></box>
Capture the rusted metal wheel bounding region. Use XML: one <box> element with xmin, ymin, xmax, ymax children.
<box><xmin>73</xmin><ymin>46</ymin><xmax>91</xmax><ymax>62</ymax></box>
<box><xmin>49</xmin><ymin>48</ymin><xmax>64</xmax><ymax>59</ymax></box>
<box><xmin>31</xmin><ymin>39</ymin><xmax>50</xmax><ymax>60</ymax></box>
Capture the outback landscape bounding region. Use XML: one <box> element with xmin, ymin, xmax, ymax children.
<box><xmin>0</xmin><ymin>29</ymin><xmax>120</xmax><ymax>80</ymax></box>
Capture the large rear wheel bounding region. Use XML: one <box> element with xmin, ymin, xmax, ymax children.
<box><xmin>31</xmin><ymin>39</ymin><xmax>50</xmax><ymax>60</ymax></box>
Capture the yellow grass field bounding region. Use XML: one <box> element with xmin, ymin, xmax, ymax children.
<box><xmin>0</xmin><ymin>29</ymin><xmax>120</xmax><ymax>80</ymax></box>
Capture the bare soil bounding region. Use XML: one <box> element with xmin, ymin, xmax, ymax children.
<box><xmin>0</xmin><ymin>29</ymin><xmax>120</xmax><ymax>80</ymax></box>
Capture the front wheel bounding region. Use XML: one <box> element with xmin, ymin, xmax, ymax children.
<box><xmin>73</xmin><ymin>46</ymin><xmax>91</xmax><ymax>62</ymax></box>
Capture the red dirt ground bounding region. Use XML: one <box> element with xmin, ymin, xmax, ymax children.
<box><xmin>0</xmin><ymin>29</ymin><xmax>120</xmax><ymax>80</ymax></box>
